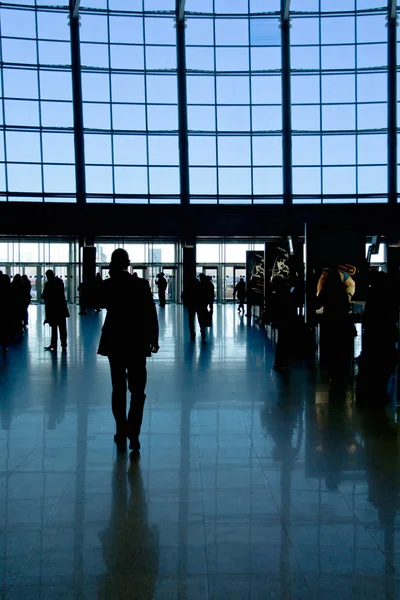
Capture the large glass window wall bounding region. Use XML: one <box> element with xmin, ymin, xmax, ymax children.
<box><xmin>186</xmin><ymin>0</ymin><xmax>282</xmax><ymax>203</ymax></box>
<box><xmin>291</xmin><ymin>0</ymin><xmax>388</xmax><ymax>203</ymax></box>
<box><xmin>0</xmin><ymin>1</ymin><xmax>395</xmax><ymax>204</ymax></box>
<box><xmin>80</xmin><ymin>3</ymin><xmax>179</xmax><ymax>203</ymax></box>
<box><xmin>0</xmin><ymin>4</ymin><xmax>75</xmax><ymax>202</ymax></box>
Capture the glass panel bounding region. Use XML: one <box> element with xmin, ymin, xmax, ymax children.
<box><xmin>218</xmin><ymin>137</ymin><xmax>251</xmax><ymax>166</ymax></box>
<box><xmin>114</xmin><ymin>167</ymin><xmax>148</xmax><ymax>194</ymax></box>
<box><xmin>189</xmin><ymin>137</ymin><xmax>217</xmax><ymax>166</ymax></box>
<box><xmin>44</xmin><ymin>166</ymin><xmax>76</xmax><ymax>193</ymax></box>
<box><xmin>50</xmin><ymin>244</ymin><xmax>70</xmax><ymax>262</ymax></box>
<box><xmin>189</xmin><ymin>168</ymin><xmax>217</xmax><ymax>194</ymax></box>
<box><xmin>197</xmin><ymin>244</ymin><xmax>219</xmax><ymax>263</ymax></box>
<box><xmin>322</xmin><ymin>136</ymin><xmax>356</xmax><ymax>166</ymax></box>
<box><xmin>358</xmin><ymin>134</ymin><xmax>387</xmax><ymax>165</ymax></box>
<box><xmin>149</xmin><ymin>167</ymin><xmax>179</xmax><ymax>194</ymax></box>
<box><xmin>292</xmin><ymin>136</ymin><xmax>321</xmax><ymax>166</ymax></box>
<box><xmin>123</xmin><ymin>244</ymin><xmax>146</xmax><ymax>262</ymax></box>
<box><xmin>293</xmin><ymin>167</ymin><xmax>321</xmax><ymax>194</ymax></box>
<box><xmin>113</xmin><ymin>135</ymin><xmax>147</xmax><ymax>165</ymax></box>
<box><xmin>218</xmin><ymin>167</ymin><xmax>251</xmax><ymax>194</ymax></box>
<box><xmin>253</xmin><ymin>167</ymin><xmax>283</xmax><ymax>194</ymax></box>
<box><xmin>19</xmin><ymin>243</ymin><xmax>39</xmax><ymax>262</ymax></box>
<box><xmin>323</xmin><ymin>167</ymin><xmax>356</xmax><ymax>194</ymax></box>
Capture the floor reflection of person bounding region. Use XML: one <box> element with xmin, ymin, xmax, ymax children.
<box><xmin>317</xmin><ymin>386</ymin><xmax>357</xmax><ymax>491</ymax></box>
<box><xmin>98</xmin><ymin>456</ymin><xmax>160</xmax><ymax>600</ymax></box>
<box><xmin>47</xmin><ymin>351</ymin><xmax>67</xmax><ymax>430</ymax></box>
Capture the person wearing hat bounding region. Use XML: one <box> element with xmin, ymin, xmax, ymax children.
<box><xmin>98</xmin><ymin>248</ymin><xmax>159</xmax><ymax>452</ymax></box>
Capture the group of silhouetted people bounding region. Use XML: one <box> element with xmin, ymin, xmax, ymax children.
<box><xmin>181</xmin><ymin>273</ymin><xmax>214</xmax><ymax>340</ymax></box>
<box><xmin>264</xmin><ymin>265</ymin><xmax>399</xmax><ymax>401</ymax></box>
<box><xmin>0</xmin><ymin>271</ymin><xmax>31</xmax><ymax>355</ymax></box>
<box><xmin>1</xmin><ymin>251</ymin><xmax>398</xmax><ymax>454</ymax></box>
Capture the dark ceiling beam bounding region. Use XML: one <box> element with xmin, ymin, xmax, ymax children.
<box><xmin>0</xmin><ymin>203</ymin><xmax>399</xmax><ymax>239</ymax></box>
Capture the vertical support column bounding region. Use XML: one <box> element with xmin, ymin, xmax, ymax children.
<box><xmin>36</xmin><ymin>265</ymin><xmax>42</xmax><ymax>303</ymax></box>
<box><xmin>182</xmin><ymin>237</ymin><xmax>196</xmax><ymax>293</ymax></box>
<box><xmin>82</xmin><ymin>246</ymin><xmax>96</xmax><ymax>282</ymax></box>
<box><xmin>69</xmin><ymin>2</ymin><xmax>86</xmax><ymax>207</ymax></box>
<box><xmin>176</xmin><ymin>2</ymin><xmax>190</xmax><ymax>206</ymax></box>
<box><xmin>388</xmin><ymin>2</ymin><xmax>398</xmax><ymax>206</ymax></box>
<box><xmin>281</xmin><ymin>0</ymin><xmax>292</xmax><ymax>206</ymax></box>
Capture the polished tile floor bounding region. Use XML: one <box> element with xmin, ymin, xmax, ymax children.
<box><xmin>0</xmin><ymin>304</ymin><xmax>399</xmax><ymax>599</ymax></box>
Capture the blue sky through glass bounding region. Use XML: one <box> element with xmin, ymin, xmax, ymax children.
<box><xmin>0</xmin><ymin>1</ymin><xmax>392</xmax><ymax>204</ymax></box>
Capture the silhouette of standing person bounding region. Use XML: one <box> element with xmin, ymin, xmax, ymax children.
<box><xmin>11</xmin><ymin>274</ymin><xmax>25</xmax><ymax>336</ymax></box>
<box><xmin>156</xmin><ymin>272</ymin><xmax>167</xmax><ymax>307</ymax></box>
<box><xmin>98</xmin><ymin>249</ymin><xmax>159</xmax><ymax>452</ymax></box>
<box><xmin>270</xmin><ymin>275</ymin><xmax>296</xmax><ymax>372</ymax></box>
<box><xmin>357</xmin><ymin>271</ymin><xmax>397</xmax><ymax>402</ymax></box>
<box><xmin>182</xmin><ymin>276</ymin><xmax>207</xmax><ymax>341</ymax></box>
<box><xmin>41</xmin><ymin>269</ymin><xmax>70</xmax><ymax>351</ymax></box>
<box><xmin>98</xmin><ymin>456</ymin><xmax>159</xmax><ymax>599</ymax></box>
<box><xmin>235</xmin><ymin>277</ymin><xmax>246</xmax><ymax>314</ymax></box>
<box><xmin>0</xmin><ymin>274</ymin><xmax>12</xmax><ymax>356</ymax></box>
<box><xmin>21</xmin><ymin>274</ymin><xmax>31</xmax><ymax>328</ymax></box>
<box><xmin>316</xmin><ymin>268</ymin><xmax>353</xmax><ymax>381</ymax></box>
<box><xmin>205</xmin><ymin>275</ymin><xmax>215</xmax><ymax>315</ymax></box>
<box><xmin>78</xmin><ymin>277</ymin><xmax>89</xmax><ymax>315</ymax></box>
<box><xmin>94</xmin><ymin>272</ymin><xmax>104</xmax><ymax>312</ymax></box>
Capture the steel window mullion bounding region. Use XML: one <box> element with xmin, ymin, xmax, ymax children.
<box><xmin>0</xmin><ymin>12</ymin><xmax>9</xmax><ymax>201</ymax></box>
<box><xmin>34</xmin><ymin>0</ymin><xmax>45</xmax><ymax>202</ymax></box>
<box><xmin>106</xmin><ymin>0</ymin><xmax>116</xmax><ymax>204</ymax></box>
<box><xmin>281</xmin><ymin>0</ymin><xmax>292</xmax><ymax>205</ymax></box>
<box><xmin>247</xmin><ymin>0</ymin><xmax>254</xmax><ymax>204</ymax></box>
<box><xmin>175</xmin><ymin>0</ymin><xmax>190</xmax><ymax>206</ymax></box>
<box><xmin>69</xmin><ymin>0</ymin><xmax>86</xmax><ymax>206</ymax></box>
<box><xmin>387</xmin><ymin>0</ymin><xmax>397</xmax><ymax>205</ymax></box>
<box><xmin>355</xmin><ymin>0</ymin><xmax>359</xmax><ymax>202</ymax></box>
<box><xmin>318</xmin><ymin>0</ymin><xmax>323</xmax><ymax>202</ymax></box>
<box><xmin>213</xmin><ymin>2</ymin><xmax>219</xmax><ymax>203</ymax></box>
<box><xmin>142</xmin><ymin>5</ymin><xmax>151</xmax><ymax>204</ymax></box>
